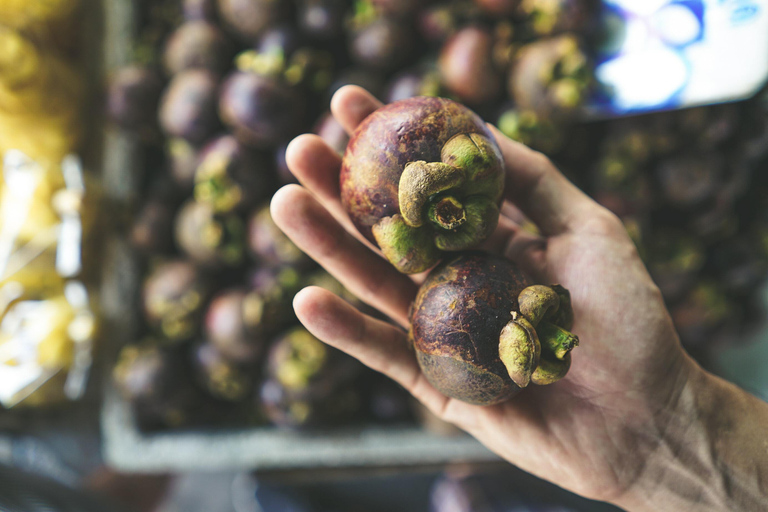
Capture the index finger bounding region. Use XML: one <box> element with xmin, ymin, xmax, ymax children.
<box><xmin>489</xmin><ymin>125</ymin><xmax>604</xmax><ymax>237</ymax></box>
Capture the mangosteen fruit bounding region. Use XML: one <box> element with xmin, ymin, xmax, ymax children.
<box><xmin>328</xmin><ymin>67</ymin><xmax>385</xmax><ymax>102</ymax></box>
<box><xmin>166</xmin><ymin>137</ymin><xmax>203</xmax><ymax>192</ymax></box>
<box><xmin>591</xmin><ymin>152</ymin><xmax>651</xmax><ymax>219</ymax></box>
<box><xmin>340</xmin><ymin>96</ymin><xmax>505</xmax><ymax>274</ymax></box>
<box><xmin>205</xmin><ymin>267</ymin><xmax>301</xmax><ymax>364</ymax></box>
<box><xmin>217</xmin><ymin>0</ymin><xmax>288</xmax><ymax>41</ymax></box>
<box><xmin>247</xmin><ymin>205</ymin><xmax>313</xmax><ymax>268</ymax></box>
<box><xmin>142</xmin><ymin>260</ymin><xmax>211</xmax><ymax>342</ymax></box>
<box><xmin>175</xmin><ymin>200</ymin><xmax>246</xmax><ymax>267</ymax></box>
<box><xmin>418</xmin><ymin>4</ymin><xmax>460</xmax><ymax>45</ymax></box>
<box><xmin>497</xmin><ymin>107</ymin><xmax>564</xmax><ymax>155</ymax></box>
<box><xmin>518</xmin><ymin>0</ymin><xmax>594</xmax><ymax>36</ymax></box>
<box><xmin>409</xmin><ymin>252</ymin><xmax>578</xmax><ymax>405</ymax></box>
<box><xmin>371</xmin><ymin>0</ymin><xmax>425</xmax><ymax>15</ymax></box>
<box><xmin>509</xmin><ymin>35</ymin><xmax>591</xmax><ymax>119</ymax></box>
<box><xmin>183</xmin><ymin>0</ymin><xmax>218</xmax><ymax>21</ymax></box>
<box><xmin>349</xmin><ymin>15</ymin><xmax>416</xmax><ymax>72</ymax></box>
<box><xmin>219</xmin><ymin>70</ymin><xmax>307</xmax><ymax>148</ymax></box>
<box><xmin>645</xmin><ymin>229</ymin><xmax>705</xmax><ymax>303</ymax></box>
<box><xmin>670</xmin><ymin>282</ymin><xmax>733</xmax><ymax>349</ymax></box>
<box><xmin>158</xmin><ymin>69</ymin><xmax>220</xmax><ymax>145</ymax></box>
<box><xmin>656</xmin><ymin>153</ymin><xmax>723</xmax><ymax>209</ymax></box>
<box><xmin>475</xmin><ymin>0</ymin><xmax>519</xmax><ymax>15</ymax></box>
<box><xmin>260</xmin><ymin>327</ymin><xmax>363</xmax><ymax>428</ymax></box>
<box><xmin>107</xmin><ymin>65</ymin><xmax>163</xmax><ymax>134</ymax></box>
<box><xmin>385</xmin><ymin>67</ymin><xmax>442</xmax><ymax>103</ymax></box>
<box><xmin>131</xmin><ymin>199</ymin><xmax>176</xmax><ymax>255</ymax></box>
<box><xmin>298</xmin><ymin>0</ymin><xmax>348</xmax><ymax>39</ymax></box>
<box><xmin>113</xmin><ymin>342</ymin><xmax>201</xmax><ymax>429</ymax></box>
<box><xmin>438</xmin><ymin>25</ymin><xmax>502</xmax><ymax>105</ymax></box>
<box><xmin>191</xmin><ymin>340</ymin><xmax>253</xmax><ymax>401</ymax></box>
<box><xmin>163</xmin><ymin>21</ymin><xmax>233</xmax><ymax>76</ymax></box>
<box><xmin>194</xmin><ymin>135</ymin><xmax>274</xmax><ymax>213</ymax></box>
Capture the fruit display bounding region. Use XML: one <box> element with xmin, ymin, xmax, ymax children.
<box><xmin>0</xmin><ymin>0</ymin><xmax>97</xmax><ymax>408</ymax></box>
<box><xmin>108</xmin><ymin>0</ymin><xmax>768</xmax><ymax>432</ymax></box>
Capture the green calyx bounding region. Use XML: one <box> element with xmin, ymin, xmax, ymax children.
<box><xmin>521</xmin><ymin>0</ymin><xmax>562</xmax><ymax>35</ymax></box>
<box><xmin>499</xmin><ymin>312</ymin><xmax>541</xmax><ymax>388</ymax></box>
<box><xmin>537</xmin><ymin>36</ymin><xmax>591</xmax><ymax>109</ymax></box>
<box><xmin>428</xmin><ymin>196</ymin><xmax>466</xmax><ymax>230</ymax></box>
<box><xmin>195</xmin><ymin>155</ymin><xmax>242</xmax><ymax>213</ymax></box>
<box><xmin>276</xmin><ymin>329</ymin><xmax>328</xmax><ymax>390</ymax></box>
<box><xmin>201</xmin><ymin>213</ymin><xmax>245</xmax><ymax>265</ymax></box>
<box><xmin>375</xmin><ymin>133</ymin><xmax>504</xmax><ymax>274</ymax></box>
<box><xmin>372</xmin><ymin>215</ymin><xmax>441</xmax><ymax>275</ymax></box>
<box><xmin>497</xmin><ymin>284</ymin><xmax>579</xmax><ymax>388</ymax></box>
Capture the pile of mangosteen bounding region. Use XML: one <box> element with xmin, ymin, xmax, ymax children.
<box><xmin>108</xmin><ymin>0</ymin><xmax>768</xmax><ymax>430</ymax></box>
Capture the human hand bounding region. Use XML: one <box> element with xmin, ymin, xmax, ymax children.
<box><xmin>269</xmin><ymin>86</ymin><xmax>706</xmax><ymax>507</ymax></box>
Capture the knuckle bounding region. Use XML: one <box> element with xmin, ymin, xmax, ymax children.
<box><xmin>579</xmin><ymin>209</ymin><xmax>625</xmax><ymax>238</ymax></box>
<box><xmin>531</xmin><ymin>151</ymin><xmax>555</xmax><ymax>174</ymax></box>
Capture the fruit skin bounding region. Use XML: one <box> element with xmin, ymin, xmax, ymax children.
<box><xmin>217</xmin><ymin>0</ymin><xmax>288</xmax><ymax>41</ymax></box>
<box><xmin>349</xmin><ymin>17</ymin><xmax>416</xmax><ymax>72</ymax></box>
<box><xmin>194</xmin><ymin>135</ymin><xmax>274</xmax><ymax>214</ymax></box>
<box><xmin>107</xmin><ymin>65</ymin><xmax>163</xmax><ymax>134</ymax></box>
<box><xmin>438</xmin><ymin>26</ymin><xmax>501</xmax><ymax>105</ymax></box>
<box><xmin>174</xmin><ymin>200</ymin><xmax>245</xmax><ymax>268</ymax></box>
<box><xmin>409</xmin><ymin>252</ymin><xmax>533</xmax><ymax>405</ymax></box>
<box><xmin>260</xmin><ymin>327</ymin><xmax>364</xmax><ymax>428</ymax></box>
<box><xmin>219</xmin><ymin>71</ymin><xmax>306</xmax><ymax>148</ymax></box>
<box><xmin>131</xmin><ymin>198</ymin><xmax>176</xmax><ymax>255</ymax></box>
<box><xmin>509</xmin><ymin>35</ymin><xmax>591</xmax><ymax>119</ymax></box>
<box><xmin>204</xmin><ymin>266</ymin><xmax>301</xmax><ymax>364</ymax></box>
<box><xmin>183</xmin><ymin>0</ymin><xmax>218</xmax><ymax>21</ymax></box>
<box><xmin>158</xmin><ymin>69</ymin><xmax>220</xmax><ymax>145</ymax></box>
<box><xmin>340</xmin><ymin>96</ymin><xmax>503</xmax><ymax>273</ymax></box>
<box><xmin>247</xmin><ymin>205</ymin><xmax>314</xmax><ymax>268</ymax></box>
<box><xmin>191</xmin><ymin>340</ymin><xmax>253</xmax><ymax>401</ymax></box>
<box><xmin>142</xmin><ymin>260</ymin><xmax>211</xmax><ymax>343</ymax></box>
<box><xmin>113</xmin><ymin>342</ymin><xmax>202</xmax><ymax>430</ymax></box>
<box><xmin>163</xmin><ymin>21</ymin><xmax>233</xmax><ymax>76</ymax></box>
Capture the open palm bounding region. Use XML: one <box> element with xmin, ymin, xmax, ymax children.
<box><xmin>270</xmin><ymin>86</ymin><xmax>699</xmax><ymax>505</ymax></box>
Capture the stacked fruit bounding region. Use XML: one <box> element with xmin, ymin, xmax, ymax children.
<box><xmin>584</xmin><ymin>103</ymin><xmax>768</xmax><ymax>355</ymax></box>
<box><xmin>108</xmin><ymin>0</ymin><xmax>768</xmax><ymax>429</ymax></box>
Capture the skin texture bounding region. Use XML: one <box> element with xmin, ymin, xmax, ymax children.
<box><xmin>271</xmin><ymin>86</ymin><xmax>768</xmax><ymax>511</ymax></box>
<box><xmin>158</xmin><ymin>69</ymin><xmax>220</xmax><ymax>145</ymax></box>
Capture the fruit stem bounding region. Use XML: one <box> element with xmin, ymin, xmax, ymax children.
<box><xmin>428</xmin><ymin>196</ymin><xmax>466</xmax><ymax>230</ymax></box>
<box><xmin>537</xmin><ymin>321</ymin><xmax>578</xmax><ymax>360</ymax></box>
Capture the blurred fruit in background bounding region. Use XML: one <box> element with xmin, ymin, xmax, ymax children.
<box><xmin>105</xmin><ymin>0</ymin><xmax>768</xmax><ymax>433</ymax></box>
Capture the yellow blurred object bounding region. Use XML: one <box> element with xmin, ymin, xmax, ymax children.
<box><xmin>0</xmin><ymin>0</ymin><xmax>94</xmax><ymax>411</ymax></box>
<box><xmin>0</xmin><ymin>10</ymin><xmax>91</xmax><ymax>407</ymax></box>
<box><xmin>0</xmin><ymin>280</ymin><xmax>95</xmax><ymax>407</ymax></box>
<box><xmin>0</xmin><ymin>26</ymin><xmax>82</xmax><ymax>162</ymax></box>
<box><xmin>0</xmin><ymin>0</ymin><xmax>81</xmax><ymax>49</ymax></box>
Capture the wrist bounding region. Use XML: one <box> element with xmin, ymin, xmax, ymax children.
<box><xmin>616</xmin><ymin>358</ymin><xmax>768</xmax><ymax>512</ymax></box>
